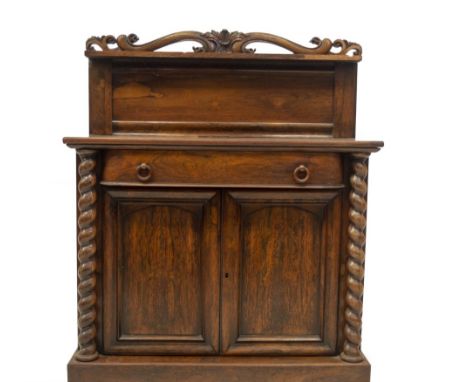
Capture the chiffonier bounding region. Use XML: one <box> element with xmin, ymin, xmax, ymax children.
<box><xmin>63</xmin><ymin>30</ymin><xmax>383</xmax><ymax>382</ymax></box>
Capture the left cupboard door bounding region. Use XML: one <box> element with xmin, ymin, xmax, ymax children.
<box><xmin>101</xmin><ymin>189</ymin><xmax>220</xmax><ymax>355</ymax></box>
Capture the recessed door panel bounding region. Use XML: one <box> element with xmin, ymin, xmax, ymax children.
<box><xmin>102</xmin><ymin>189</ymin><xmax>220</xmax><ymax>355</ymax></box>
<box><xmin>221</xmin><ymin>191</ymin><xmax>341</xmax><ymax>355</ymax></box>
<box><xmin>119</xmin><ymin>204</ymin><xmax>202</xmax><ymax>338</ymax></box>
<box><xmin>240</xmin><ymin>205</ymin><xmax>322</xmax><ymax>337</ymax></box>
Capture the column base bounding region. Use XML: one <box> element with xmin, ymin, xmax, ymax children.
<box><xmin>68</xmin><ymin>352</ymin><xmax>371</xmax><ymax>382</ymax></box>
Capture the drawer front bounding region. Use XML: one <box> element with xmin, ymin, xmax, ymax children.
<box><xmin>101</xmin><ymin>150</ymin><xmax>343</xmax><ymax>188</ymax></box>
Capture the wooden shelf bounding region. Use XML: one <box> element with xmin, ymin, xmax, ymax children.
<box><xmin>64</xmin><ymin>135</ymin><xmax>383</xmax><ymax>152</ymax></box>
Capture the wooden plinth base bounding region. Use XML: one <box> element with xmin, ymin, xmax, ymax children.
<box><xmin>68</xmin><ymin>352</ymin><xmax>370</xmax><ymax>382</ymax></box>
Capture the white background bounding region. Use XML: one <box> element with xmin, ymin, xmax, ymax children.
<box><xmin>1</xmin><ymin>1</ymin><xmax>467</xmax><ymax>381</ymax></box>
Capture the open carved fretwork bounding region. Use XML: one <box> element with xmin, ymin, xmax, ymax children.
<box><xmin>86</xmin><ymin>29</ymin><xmax>362</xmax><ymax>60</ymax></box>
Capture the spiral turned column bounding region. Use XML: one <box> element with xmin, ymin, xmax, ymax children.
<box><xmin>76</xmin><ymin>149</ymin><xmax>98</xmax><ymax>362</ymax></box>
<box><xmin>340</xmin><ymin>153</ymin><xmax>369</xmax><ymax>363</ymax></box>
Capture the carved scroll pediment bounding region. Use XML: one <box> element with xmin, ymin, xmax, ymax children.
<box><xmin>86</xmin><ymin>29</ymin><xmax>362</xmax><ymax>60</ymax></box>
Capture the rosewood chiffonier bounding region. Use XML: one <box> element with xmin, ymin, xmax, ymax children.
<box><xmin>63</xmin><ymin>30</ymin><xmax>383</xmax><ymax>382</ymax></box>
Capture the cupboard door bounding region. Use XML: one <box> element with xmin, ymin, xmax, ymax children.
<box><xmin>221</xmin><ymin>191</ymin><xmax>341</xmax><ymax>355</ymax></box>
<box><xmin>102</xmin><ymin>189</ymin><xmax>220</xmax><ymax>355</ymax></box>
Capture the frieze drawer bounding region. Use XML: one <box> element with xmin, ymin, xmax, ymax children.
<box><xmin>101</xmin><ymin>150</ymin><xmax>343</xmax><ymax>188</ymax></box>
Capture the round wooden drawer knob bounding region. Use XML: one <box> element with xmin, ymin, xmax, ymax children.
<box><xmin>136</xmin><ymin>163</ymin><xmax>152</xmax><ymax>182</ymax></box>
<box><xmin>293</xmin><ymin>165</ymin><xmax>310</xmax><ymax>184</ymax></box>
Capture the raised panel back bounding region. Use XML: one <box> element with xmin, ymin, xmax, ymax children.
<box><xmin>112</xmin><ymin>65</ymin><xmax>335</xmax><ymax>135</ymax></box>
<box><xmin>89</xmin><ymin>60</ymin><xmax>357</xmax><ymax>138</ymax></box>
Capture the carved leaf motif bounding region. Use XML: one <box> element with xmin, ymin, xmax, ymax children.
<box><xmin>194</xmin><ymin>29</ymin><xmax>254</xmax><ymax>53</ymax></box>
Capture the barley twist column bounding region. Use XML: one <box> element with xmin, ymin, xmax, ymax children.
<box><xmin>340</xmin><ymin>153</ymin><xmax>369</xmax><ymax>363</ymax></box>
<box><xmin>76</xmin><ymin>149</ymin><xmax>98</xmax><ymax>361</ymax></box>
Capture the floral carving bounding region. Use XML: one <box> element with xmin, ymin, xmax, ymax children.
<box><xmin>194</xmin><ymin>30</ymin><xmax>253</xmax><ymax>52</ymax></box>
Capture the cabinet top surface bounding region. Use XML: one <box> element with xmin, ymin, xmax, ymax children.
<box><xmin>85</xmin><ymin>29</ymin><xmax>362</xmax><ymax>62</ymax></box>
<box><xmin>63</xmin><ymin>135</ymin><xmax>383</xmax><ymax>152</ymax></box>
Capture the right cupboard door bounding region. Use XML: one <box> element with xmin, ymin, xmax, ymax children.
<box><xmin>221</xmin><ymin>190</ymin><xmax>342</xmax><ymax>355</ymax></box>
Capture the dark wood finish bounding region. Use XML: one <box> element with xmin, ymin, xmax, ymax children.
<box><xmin>89</xmin><ymin>61</ymin><xmax>112</xmax><ymax>135</ymax></box>
<box><xmin>69</xmin><ymin>353</ymin><xmax>371</xmax><ymax>382</ymax></box>
<box><xmin>112</xmin><ymin>67</ymin><xmax>334</xmax><ymax>131</ymax></box>
<box><xmin>102</xmin><ymin>189</ymin><xmax>220</xmax><ymax>355</ymax></box>
<box><xmin>65</xmin><ymin>30</ymin><xmax>382</xmax><ymax>382</ymax></box>
<box><xmin>101</xmin><ymin>150</ymin><xmax>343</xmax><ymax>188</ymax></box>
<box><xmin>333</xmin><ymin>63</ymin><xmax>358</xmax><ymax>138</ymax></box>
<box><xmin>64</xmin><ymin>136</ymin><xmax>383</xmax><ymax>152</ymax></box>
<box><xmin>221</xmin><ymin>191</ymin><xmax>341</xmax><ymax>355</ymax></box>
<box><xmin>340</xmin><ymin>153</ymin><xmax>369</xmax><ymax>362</ymax></box>
<box><xmin>83</xmin><ymin>32</ymin><xmax>364</xmax><ymax>138</ymax></box>
<box><xmin>107</xmin><ymin>63</ymin><xmax>355</xmax><ymax>137</ymax></box>
<box><xmin>76</xmin><ymin>150</ymin><xmax>99</xmax><ymax>362</ymax></box>
<box><xmin>86</xmin><ymin>30</ymin><xmax>362</xmax><ymax>61</ymax></box>
<box><xmin>87</xmin><ymin>50</ymin><xmax>363</xmax><ymax>62</ymax></box>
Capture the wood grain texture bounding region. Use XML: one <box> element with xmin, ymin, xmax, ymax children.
<box><xmin>112</xmin><ymin>68</ymin><xmax>334</xmax><ymax>127</ymax></box>
<box><xmin>340</xmin><ymin>154</ymin><xmax>369</xmax><ymax>363</ymax></box>
<box><xmin>85</xmin><ymin>33</ymin><xmax>363</xmax><ymax>137</ymax></box>
<box><xmin>69</xmin><ymin>354</ymin><xmax>370</xmax><ymax>382</ymax></box>
<box><xmin>119</xmin><ymin>204</ymin><xmax>202</xmax><ymax>337</ymax></box>
<box><xmin>102</xmin><ymin>189</ymin><xmax>220</xmax><ymax>355</ymax></box>
<box><xmin>86</xmin><ymin>30</ymin><xmax>362</xmax><ymax>61</ymax></box>
<box><xmin>87</xmin><ymin>50</ymin><xmax>363</xmax><ymax>63</ymax></box>
<box><xmin>76</xmin><ymin>150</ymin><xmax>99</xmax><ymax>362</ymax></box>
<box><xmin>101</xmin><ymin>150</ymin><xmax>343</xmax><ymax>188</ymax></box>
<box><xmin>89</xmin><ymin>61</ymin><xmax>112</xmax><ymax>135</ymax></box>
<box><xmin>112</xmin><ymin>121</ymin><xmax>333</xmax><ymax>135</ymax></box>
<box><xmin>221</xmin><ymin>191</ymin><xmax>342</xmax><ymax>355</ymax></box>
<box><xmin>239</xmin><ymin>206</ymin><xmax>321</xmax><ymax>336</ymax></box>
<box><xmin>333</xmin><ymin>64</ymin><xmax>358</xmax><ymax>138</ymax></box>
<box><xmin>63</xmin><ymin>136</ymin><xmax>384</xmax><ymax>152</ymax></box>
<box><xmin>65</xmin><ymin>31</ymin><xmax>382</xmax><ymax>381</ymax></box>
